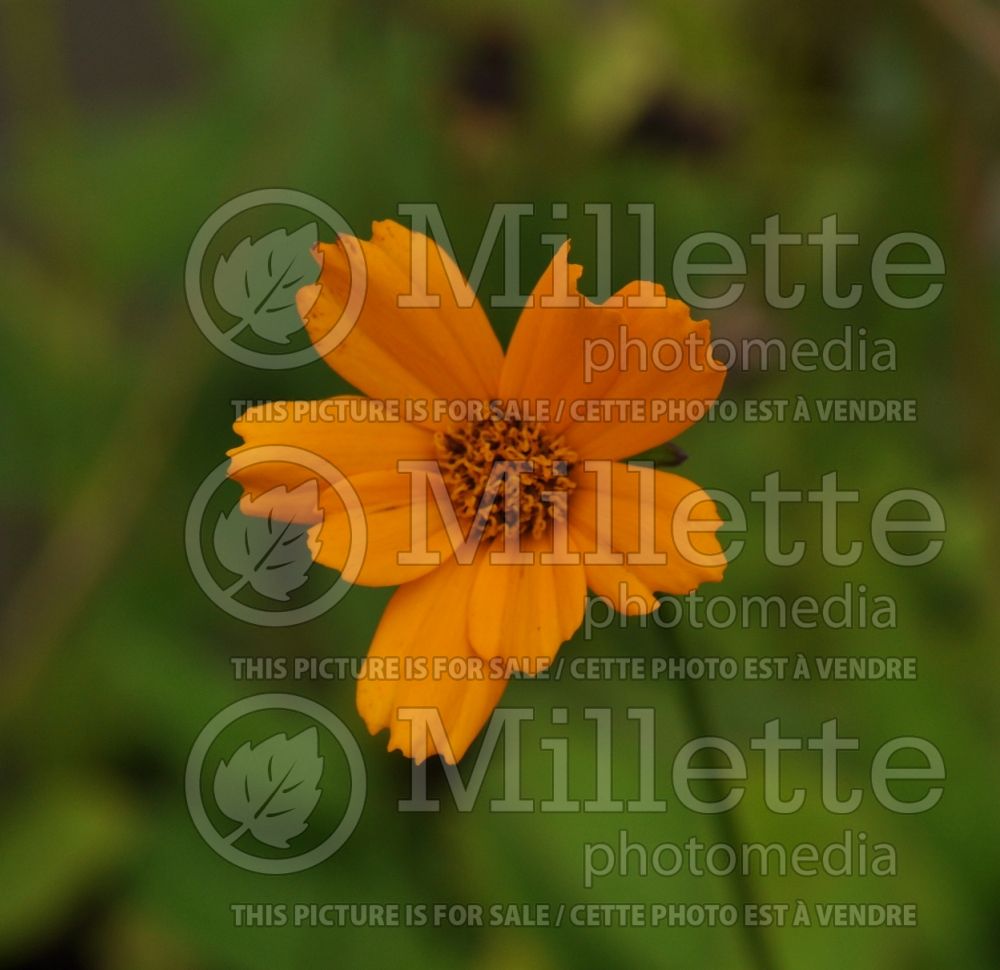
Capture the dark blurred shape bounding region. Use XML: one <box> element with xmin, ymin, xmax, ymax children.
<box><xmin>454</xmin><ymin>27</ymin><xmax>524</xmax><ymax>115</ymax></box>
<box><xmin>744</xmin><ymin>1</ymin><xmax>851</xmax><ymax>98</ymax></box>
<box><xmin>0</xmin><ymin>890</ymin><xmax>107</xmax><ymax>970</ymax></box>
<box><xmin>621</xmin><ymin>90</ymin><xmax>730</xmax><ymax>158</ymax></box>
<box><xmin>0</xmin><ymin>509</ymin><xmax>43</xmax><ymax>619</ymax></box>
<box><xmin>449</xmin><ymin>26</ymin><xmax>527</xmax><ymax>167</ymax></box>
<box><xmin>60</xmin><ymin>0</ymin><xmax>194</xmax><ymax>106</ymax></box>
<box><xmin>108</xmin><ymin>740</ymin><xmax>171</xmax><ymax>794</ymax></box>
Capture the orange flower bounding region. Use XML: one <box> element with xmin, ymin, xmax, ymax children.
<box><xmin>228</xmin><ymin>220</ymin><xmax>727</xmax><ymax>763</ymax></box>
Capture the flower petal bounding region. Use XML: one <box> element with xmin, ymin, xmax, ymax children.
<box><xmin>310</xmin><ymin>469</ymin><xmax>454</xmax><ymax>587</ymax></box>
<box><xmin>300</xmin><ymin>220</ymin><xmax>504</xmax><ymax>420</ymax></box>
<box><xmin>500</xmin><ymin>243</ymin><xmax>725</xmax><ymax>459</ymax></box>
<box><xmin>228</xmin><ymin>397</ymin><xmax>453</xmax><ymax>586</ymax></box>
<box><xmin>569</xmin><ymin>461</ymin><xmax>727</xmax><ymax>601</ymax></box>
<box><xmin>230</xmin><ymin>396</ymin><xmax>437</xmax><ymax>477</ymax></box>
<box><xmin>357</xmin><ymin>556</ymin><xmax>507</xmax><ymax>763</ymax></box>
<box><xmin>568</xmin><ymin>550</ymin><xmax>659</xmax><ymax>616</ymax></box>
<box><xmin>467</xmin><ymin>533</ymin><xmax>587</xmax><ymax>675</ymax></box>
<box><xmin>499</xmin><ymin>242</ymin><xmax>589</xmax><ymax>407</ymax></box>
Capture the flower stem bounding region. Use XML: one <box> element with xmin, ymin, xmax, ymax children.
<box><xmin>666</xmin><ymin>627</ymin><xmax>780</xmax><ymax>970</ymax></box>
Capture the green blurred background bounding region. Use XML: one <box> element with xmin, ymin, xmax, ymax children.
<box><xmin>1</xmin><ymin>0</ymin><xmax>998</xmax><ymax>967</ymax></box>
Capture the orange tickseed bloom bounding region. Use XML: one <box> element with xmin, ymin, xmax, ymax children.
<box><xmin>228</xmin><ymin>220</ymin><xmax>727</xmax><ymax>763</ymax></box>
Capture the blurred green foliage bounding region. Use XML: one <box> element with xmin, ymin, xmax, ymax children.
<box><xmin>1</xmin><ymin>0</ymin><xmax>998</xmax><ymax>968</ymax></box>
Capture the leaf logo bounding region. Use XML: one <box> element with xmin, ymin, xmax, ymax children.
<box><xmin>213</xmin><ymin>225</ymin><xmax>320</xmax><ymax>344</ymax></box>
<box><xmin>213</xmin><ymin>481</ymin><xmax>323</xmax><ymax>602</ymax></box>
<box><xmin>213</xmin><ymin>728</ymin><xmax>324</xmax><ymax>849</ymax></box>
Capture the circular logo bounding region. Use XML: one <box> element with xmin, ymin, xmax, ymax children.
<box><xmin>185</xmin><ymin>693</ymin><xmax>367</xmax><ymax>874</ymax></box>
<box><xmin>186</xmin><ymin>188</ymin><xmax>367</xmax><ymax>369</ymax></box>
<box><xmin>186</xmin><ymin>444</ymin><xmax>368</xmax><ymax>626</ymax></box>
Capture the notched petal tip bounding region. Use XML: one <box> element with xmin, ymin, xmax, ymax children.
<box><xmin>303</xmin><ymin>217</ymin><xmax>503</xmax><ymax>405</ymax></box>
<box><xmin>370</xmin><ymin>218</ymin><xmax>404</xmax><ymax>240</ymax></box>
<box><xmin>548</xmin><ymin>237</ymin><xmax>585</xmax><ymax>295</ymax></box>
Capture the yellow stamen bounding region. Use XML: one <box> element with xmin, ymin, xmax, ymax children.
<box><xmin>434</xmin><ymin>414</ymin><xmax>577</xmax><ymax>540</ymax></box>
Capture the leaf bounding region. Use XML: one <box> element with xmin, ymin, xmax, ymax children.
<box><xmin>213</xmin><ymin>225</ymin><xmax>320</xmax><ymax>344</ymax></box>
<box><xmin>213</xmin><ymin>728</ymin><xmax>324</xmax><ymax>849</ymax></box>
<box><xmin>213</xmin><ymin>481</ymin><xmax>322</xmax><ymax>601</ymax></box>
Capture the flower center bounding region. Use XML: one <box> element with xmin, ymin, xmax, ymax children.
<box><xmin>434</xmin><ymin>415</ymin><xmax>578</xmax><ymax>541</ymax></box>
